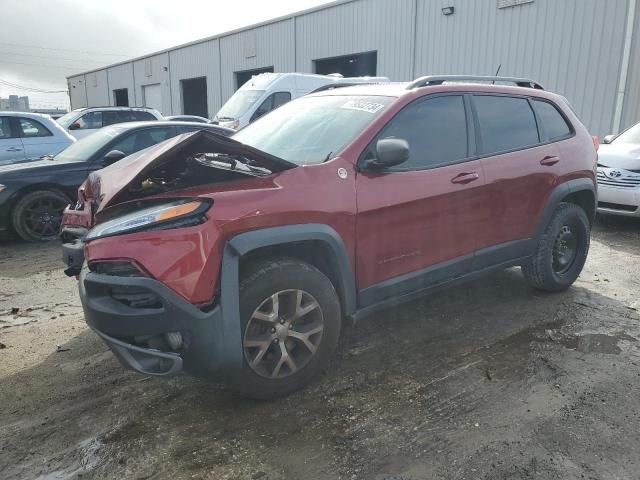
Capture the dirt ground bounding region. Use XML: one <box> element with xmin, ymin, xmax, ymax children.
<box><xmin>1</xmin><ymin>217</ymin><xmax>639</xmax><ymax>480</ymax></box>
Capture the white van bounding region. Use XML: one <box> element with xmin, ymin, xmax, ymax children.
<box><xmin>213</xmin><ymin>73</ymin><xmax>389</xmax><ymax>131</ymax></box>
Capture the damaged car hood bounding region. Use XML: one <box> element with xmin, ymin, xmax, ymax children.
<box><xmin>87</xmin><ymin>129</ymin><xmax>297</xmax><ymax>212</ymax></box>
<box><xmin>598</xmin><ymin>143</ymin><xmax>640</xmax><ymax>170</ymax></box>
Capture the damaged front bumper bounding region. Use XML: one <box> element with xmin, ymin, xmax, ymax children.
<box><xmin>78</xmin><ymin>264</ymin><xmax>239</xmax><ymax>380</ymax></box>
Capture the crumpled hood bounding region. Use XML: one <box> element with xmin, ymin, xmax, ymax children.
<box><xmin>87</xmin><ymin>129</ymin><xmax>296</xmax><ymax>213</ymax></box>
<box><xmin>598</xmin><ymin>143</ymin><xmax>640</xmax><ymax>170</ymax></box>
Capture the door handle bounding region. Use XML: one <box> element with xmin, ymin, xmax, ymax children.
<box><xmin>6</xmin><ymin>147</ymin><xmax>22</xmax><ymax>152</ymax></box>
<box><xmin>451</xmin><ymin>172</ymin><xmax>480</xmax><ymax>184</ymax></box>
<box><xmin>540</xmin><ymin>155</ymin><xmax>560</xmax><ymax>166</ymax></box>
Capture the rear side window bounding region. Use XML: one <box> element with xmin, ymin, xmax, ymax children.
<box><xmin>532</xmin><ymin>100</ymin><xmax>572</xmax><ymax>141</ymax></box>
<box><xmin>132</xmin><ymin>111</ymin><xmax>156</xmax><ymax>121</ymax></box>
<box><xmin>102</xmin><ymin>111</ymin><xmax>122</xmax><ymax>126</ymax></box>
<box><xmin>376</xmin><ymin>95</ymin><xmax>468</xmax><ymax>169</ymax></box>
<box><xmin>474</xmin><ymin>95</ymin><xmax>539</xmax><ymax>155</ymax></box>
<box><xmin>19</xmin><ymin>118</ymin><xmax>52</xmax><ymax>137</ymax></box>
<box><xmin>0</xmin><ymin>117</ymin><xmax>16</xmax><ymax>139</ymax></box>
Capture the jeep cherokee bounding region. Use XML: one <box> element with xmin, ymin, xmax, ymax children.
<box><xmin>61</xmin><ymin>75</ymin><xmax>598</xmax><ymax>399</ymax></box>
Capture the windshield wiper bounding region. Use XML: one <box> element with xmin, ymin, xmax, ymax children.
<box><xmin>216</xmin><ymin>116</ymin><xmax>235</xmax><ymax>121</ymax></box>
<box><xmin>192</xmin><ymin>153</ymin><xmax>272</xmax><ymax>176</ymax></box>
<box><xmin>40</xmin><ymin>155</ymin><xmax>55</xmax><ymax>161</ymax></box>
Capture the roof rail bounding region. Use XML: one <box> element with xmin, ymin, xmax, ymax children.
<box><xmin>407</xmin><ymin>75</ymin><xmax>544</xmax><ymax>90</ymax></box>
<box><xmin>310</xmin><ymin>81</ymin><xmax>377</xmax><ymax>94</ymax></box>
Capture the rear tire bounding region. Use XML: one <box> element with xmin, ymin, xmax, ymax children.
<box><xmin>231</xmin><ymin>259</ymin><xmax>341</xmax><ymax>400</ymax></box>
<box><xmin>522</xmin><ymin>202</ymin><xmax>590</xmax><ymax>292</ymax></box>
<box><xmin>11</xmin><ymin>190</ymin><xmax>70</xmax><ymax>242</ymax></box>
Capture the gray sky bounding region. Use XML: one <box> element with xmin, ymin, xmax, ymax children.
<box><xmin>0</xmin><ymin>0</ymin><xmax>333</xmax><ymax>109</ymax></box>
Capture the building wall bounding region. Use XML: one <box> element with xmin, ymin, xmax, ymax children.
<box><xmin>415</xmin><ymin>0</ymin><xmax>630</xmax><ymax>137</ymax></box>
<box><xmin>219</xmin><ymin>19</ymin><xmax>296</xmax><ymax>102</ymax></box>
<box><xmin>295</xmin><ymin>0</ymin><xmax>415</xmax><ymax>79</ymax></box>
<box><xmin>169</xmin><ymin>40</ymin><xmax>222</xmax><ymax>117</ymax></box>
<box><xmin>621</xmin><ymin>0</ymin><xmax>640</xmax><ymax>131</ymax></box>
<box><xmin>85</xmin><ymin>70</ymin><xmax>109</xmax><ymax>106</ymax></box>
<box><xmin>67</xmin><ymin>0</ymin><xmax>636</xmax><ymax>136</ymax></box>
<box><xmin>132</xmin><ymin>53</ymin><xmax>171</xmax><ymax>115</ymax></box>
<box><xmin>107</xmin><ymin>63</ymin><xmax>136</xmax><ymax>106</ymax></box>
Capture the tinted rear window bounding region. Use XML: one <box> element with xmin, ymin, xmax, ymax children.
<box><xmin>532</xmin><ymin>100</ymin><xmax>572</xmax><ymax>141</ymax></box>
<box><xmin>474</xmin><ymin>95</ymin><xmax>539</xmax><ymax>155</ymax></box>
<box><xmin>132</xmin><ymin>111</ymin><xmax>156</xmax><ymax>121</ymax></box>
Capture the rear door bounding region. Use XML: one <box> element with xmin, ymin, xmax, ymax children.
<box><xmin>0</xmin><ymin>116</ymin><xmax>25</xmax><ymax>164</ymax></box>
<box><xmin>17</xmin><ymin>116</ymin><xmax>64</xmax><ymax>160</ymax></box>
<box><xmin>472</xmin><ymin>94</ymin><xmax>566</xmax><ymax>266</ymax></box>
<box><xmin>356</xmin><ymin>94</ymin><xmax>490</xmax><ymax>304</ymax></box>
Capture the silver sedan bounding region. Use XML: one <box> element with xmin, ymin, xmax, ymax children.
<box><xmin>597</xmin><ymin>121</ymin><xmax>640</xmax><ymax>217</ymax></box>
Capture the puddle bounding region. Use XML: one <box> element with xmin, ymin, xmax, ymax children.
<box><xmin>550</xmin><ymin>332</ymin><xmax>637</xmax><ymax>355</ymax></box>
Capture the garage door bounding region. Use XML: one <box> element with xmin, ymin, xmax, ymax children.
<box><xmin>142</xmin><ymin>84</ymin><xmax>162</xmax><ymax>112</ymax></box>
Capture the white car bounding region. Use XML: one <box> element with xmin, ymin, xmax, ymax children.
<box><xmin>597</xmin><ymin>121</ymin><xmax>640</xmax><ymax>217</ymax></box>
<box><xmin>213</xmin><ymin>72</ymin><xmax>389</xmax><ymax>131</ymax></box>
<box><xmin>56</xmin><ymin>107</ymin><xmax>163</xmax><ymax>140</ymax></box>
<box><xmin>0</xmin><ymin>112</ymin><xmax>76</xmax><ymax>165</ymax></box>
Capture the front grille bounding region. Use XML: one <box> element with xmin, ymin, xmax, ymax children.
<box><xmin>598</xmin><ymin>201</ymin><xmax>638</xmax><ymax>212</ymax></box>
<box><xmin>596</xmin><ymin>171</ymin><xmax>640</xmax><ymax>188</ymax></box>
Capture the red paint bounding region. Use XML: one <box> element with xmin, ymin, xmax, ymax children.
<box><xmin>77</xmin><ymin>83</ymin><xmax>596</xmax><ymax>304</ymax></box>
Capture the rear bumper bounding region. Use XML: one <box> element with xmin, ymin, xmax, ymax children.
<box><xmin>79</xmin><ymin>265</ymin><xmax>236</xmax><ymax>380</ymax></box>
<box><xmin>597</xmin><ymin>184</ymin><xmax>640</xmax><ymax>217</ymax></box>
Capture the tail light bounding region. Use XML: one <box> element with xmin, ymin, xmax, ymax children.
<box><xmin>592</xmin><ymin>136</ymin><xmax>600</xmax><ymax>151</ymax></box>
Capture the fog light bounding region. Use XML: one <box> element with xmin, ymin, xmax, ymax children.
<box><xmin>165</xmin><ymin>332</ymin><xmax>183</xmax><ymax>350</ymax></box>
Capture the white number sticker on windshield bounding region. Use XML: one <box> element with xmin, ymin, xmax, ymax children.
<box><xmin>340</xmin><ymin>100</ymin><xmax>385</xmax><ymax>114</ymax></box>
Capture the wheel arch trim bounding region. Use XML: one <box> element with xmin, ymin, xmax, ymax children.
<box><xmin>535</xmin><ymin>177</ymin><xmax>596</xmax><ymax>238</ymax></box>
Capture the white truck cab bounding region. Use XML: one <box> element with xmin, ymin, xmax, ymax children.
<box><xmin>213</xmin><ymin>73</ymin><xmax>389</xmax><ymax>131</ymax></box>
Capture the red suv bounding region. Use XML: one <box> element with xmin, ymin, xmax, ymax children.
<box><xmin>61</xmin><ymin>76</ymin><xmax>597</xmax><ymax>399</ymax></box>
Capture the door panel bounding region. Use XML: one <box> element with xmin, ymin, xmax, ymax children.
<box><xmin>356</xmin><ymin>160</ymin><xmax>489</xmax><ymax>293</ymax></box>
<box><xmin>17</xmin><ymin>117</ymin><xmax>65</xmax><ymax>160</ymax></box>
<box><xmin>0</xmin><ymin>117</ymin><xmax>25</xmax><ymax>164</ymax></box>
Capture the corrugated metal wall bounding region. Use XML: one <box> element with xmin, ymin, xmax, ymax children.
<box><xmin>294</xmin><ymin>0</ymin><xmax>415</xmax><ymax>78</ymax></box>
<box><xmin>219</xmin><ymin>19</ymin><xmax>296</xmax><ymax>103</ymax></box>
<box><xmin>621</xmin><ymin>0</ymin><xmax>640</xmax><ymax>131</ymax></box>
<box><xmin>168</xmin><ymin>40</ymin><xmax>222</xmax><ymax>118</ymax></box>
<box><xmin>67</xmin><ymin>0</ymin><xmax>636</xmax><ymax>136</ymax></box>
<box><xmin>415</xmin><ymin>0</ymin><xmax>630</xmax><ymax>137</ymax></box>
<box><xmin>107</xmin><ymin>63</ymin><xmax>136</xmax><ymax>106</ymax></box>
<box><xmin>132</xmin><ymin>53</ymin><xmax>171</xmax><ymax>115</ymax></box>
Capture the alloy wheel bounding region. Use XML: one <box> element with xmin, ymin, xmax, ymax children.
<box><xmin>243</xmin><ymin>289</ymin><xmax>324</xmax><ymax>379</ymax></box>
<box><xmin>21</xmin><ymin>196</ymin><xmax>67</xmax><ymax>240</ymax></box>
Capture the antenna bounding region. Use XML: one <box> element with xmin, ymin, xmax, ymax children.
<box><xmin>493</xmin><ymin>64</ymin><xmax>502</xmax><ymax>84</ymax></box>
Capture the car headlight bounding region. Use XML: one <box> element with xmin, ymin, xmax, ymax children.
<box><xmin>86</xmin><ymin>199</ymin><xmax>211</xmax><ymax>241</ymax></box>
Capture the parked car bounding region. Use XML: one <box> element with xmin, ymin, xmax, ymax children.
<box><xmin>212</xmin><ymin>72</ymin><xmax>389</xmax><ymax>131</ymax></box>
<box><xmin>0</xmin><ymin>112</ymin><xmax>75</xmax><ymax>165</ymax></box>
<box><xmin>56</xmin><ymin>107</ymin><xmax>164</xmax><ymax>140</ymax></box>
<box><xmin>165</xmin><ymin>115</ymin><xmax>210</xmax><ymax>123</ymax></box>
<box><xmin>596</xmin><ymin>121</ymin><xmax>640</xmax><ymax>217</ymax></box>
<box><xmin>0</xmin><ymin>121</ymin><xmax>232</xmax><ymax>241</ymax></box>
<box><xmin>61</xmin><ymin>75</ymin><xmax>597</xmax><ymax>399</ymax></box>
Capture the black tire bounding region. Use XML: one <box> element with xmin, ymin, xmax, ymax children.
<box><xmin>521</xmin><ymin>202</ymin><xmax>590</xmax><ymax>292</ymax></box>
<box><xmin>231</xmin><ymin>259</ymin><xmax>341</xmax><ymax>399</ymax></box>
<box><xmin>11</xmin><ymin>190</ymin><xmax>70</xmax><ymax>242</ymax></box>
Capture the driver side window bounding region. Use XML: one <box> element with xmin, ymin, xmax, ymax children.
<box><xmin>251</xmin><ymin>92</ymin><xmax>291</xmax><ymax>122</ymax></box>
<box><xmin>369</xmin><ymin>95</ymin><xmax>469</xmax><ymax>170</ymax></box>
<box><xmin>110</xmin><ymin>127</ymin><xmax>175</xmax><ymax>156</ymax></box>
<box><xmin>75</xmin><ymin>111</ymin><xmax>103</xmax><ymax>130</ymax></box>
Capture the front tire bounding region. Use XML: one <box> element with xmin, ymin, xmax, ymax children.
<box><xmin>522</xmin><ymin>202</ymin><xmax>590</xmax><ymax>292</ymax></box>
<box><xmin>231</xmin><ymin>259</ymin><xmax>341</xmax><ymax>399</ymax></box>
<box><xmin>11</xmin><ymin>190</ymin><xmax>70</xmax><ymax>242</ymax></box>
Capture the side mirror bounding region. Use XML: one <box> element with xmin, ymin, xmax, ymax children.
<box><xmin>603</xmin><ymin>134</ymin><xmax>616</xmax><ymax>144</ymax></box>
<box><xmin>363</xmin><ymin>138</ymin><xmax>410</xmax><ymax>170</ymax></box>
<box><xmin>103</xmin><ymin>150</ymin><xmax>126</xmax><ymax>166</ymax></box>
<box><xmin>68</xmin><ymin>122</ymin><xmax>81</xmax><ymax>131</ymax></box>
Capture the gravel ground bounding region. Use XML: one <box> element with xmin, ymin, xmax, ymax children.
<box><xmin>1</xmin><ymin>217</ymin><xmax>639</xmax><ymax>480</ymax></box>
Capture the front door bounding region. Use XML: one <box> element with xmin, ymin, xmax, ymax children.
<box><xmin>0</xmin><ymin>116</ymin><xmax>25</xmax><ymax>164</ymax></box>
<box><xmin>355</xmin><ymin>94</ymin><xmax>491</xmax><ymax>306</ymax></box>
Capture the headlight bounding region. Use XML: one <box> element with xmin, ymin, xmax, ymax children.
<box><xmin>86</xmin><ymin>199</ymin><xmax>211</xmax><ymax>241</ymax></box>
<box><xmin>0</xmin><ymin>184</ymin><xmax>6</xmax><ymax>193</ymax></box>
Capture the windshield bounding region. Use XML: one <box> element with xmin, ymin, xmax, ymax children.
<box><xmin>613</xmin><ymin>123</ymin><xmax>640</xmax><ymax>145</ymax></box>
<box><xmin>233</xmin><ymin>95</ymin><xmax>394</xmax><ymax>165</ymax></box>
<box><xmin>56</xmin><ymin>110</ymin><xmax>82</xmax><ymax>128</ymax></box>
<box><xmin>54</xmin><ymin>126</ymin><xmax>124</xmax><ymax>162</ymax></box>
<box><xmin>216</xmin><ymin>90</ymin><xmax>265</xmax><ymax>120</ymax></box>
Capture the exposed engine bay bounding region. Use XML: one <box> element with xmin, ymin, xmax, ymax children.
<box><xmin>104</xmin><ymin>129</ymin><xmax>296</xmax><ymax>207</ymax></box>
